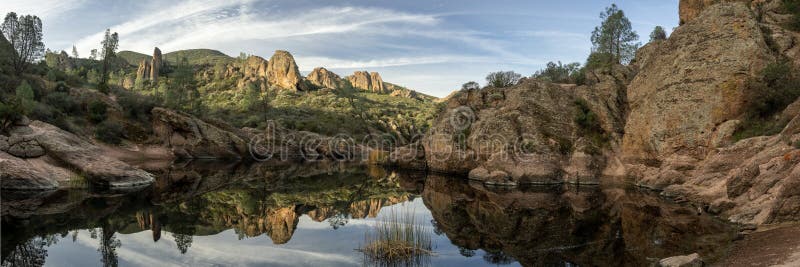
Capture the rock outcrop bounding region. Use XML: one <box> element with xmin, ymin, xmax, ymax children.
<box><xmin>414</xmin><ymin>76</ymin><xmax>625</xmax><ymax>185</ymax></box>
<box><xmin>623</xmin><ymin>1</ymin><xmax>773</xmax><ymax>162</ymax></box>
<box><xmin>152</xmin><ymin>107</ymin><xmax>250</xmax><ymax>159</ymax></box>
<box><xmin>266</xmin><ymin>50</ymin><xmax>306</xmax><ymax>91</ymax></box>
<box><xmin>306</xmin><ymin>67</ymin><xmax>342</xmax><ymax>89</ymax></box>
<box><xmin>1</xmin><ymin>120</ymin><xmax>154</xmax><ymax>190</ymax></box>
<box><xmin>136</xmin><ymin>47</ymin><xmax>164</xmax><ymax>84</ymax></box>
<box><xmin>347</xmin><ymin>71</ymin><xmax>386</xmax><ymax>93</ymax></box>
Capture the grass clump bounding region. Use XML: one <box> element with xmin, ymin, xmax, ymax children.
<box><xmin>358</xmin><ymin>208</ymin><xmax>433</xmax><ymax>266</ymax></box>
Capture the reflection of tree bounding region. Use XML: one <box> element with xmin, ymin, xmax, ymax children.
<box><xmin>430</xmin><ymin>219</ymin><xmax>443</xmax><ymax>236</ymax></box>
<box><xmin>328</xmin><ymin>213</ymin><xmax>348</xmax><ymax>230</ymax></box>
<box><xmin>172</xmin><ymin>234</ymin><xmax>193</xmax><ymax>254</ymax></box>
<box><xmin>458</xmin><ymin>247</ymin><xmax>476</xmax><ymax>257</ymax></box>
<box><xmin>99</xmin><ymin>227</ymin><xmax>121</xmax><ymax>267</ymax></box>
<box><xmin>483</xmin><ymin>251</ymin><xmax>515</xmax><ymax>265</ymax></box>
<box><xmin>1</xmin><ymin>235</ymin><xmax>57</xmax><ymax>267</ymax></box>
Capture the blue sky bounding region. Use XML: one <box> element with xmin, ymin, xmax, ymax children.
<box><xmin>2</xmin><ymin>0</ymin><xmax>678</xmax><ymax>97</ymax></box>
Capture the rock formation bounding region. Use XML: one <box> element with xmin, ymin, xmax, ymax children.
<box><xmin>1</xmin><ymin>120</ymin><xmax>154</xmax><ymax>190</ymax></box>
<box><xmin>369</xmin><ymin>72</ymin><xmax>385</xmax><ymax>93</ymax></box>
<box><xmin>392</xmin><ymin>0</ymin><xmax>799</xmax><ymax>226</ymax></box>
<box><xmin>266</xmin><ymin>50</ymin><xmax>306</xmax><ymax>91</ymax></box>
<box><xmin>152</xmin><ymin>107</ymin><xmax>250</xmax><ymax>159</ymax></box>
<box><xmin>346</xmin><ymin>71</ymin><xmax>386</xmax><ymax>93</ymax></box>
<box><xmin>150</xmin><ymin>47</ymin><xmax>162</xmax><ymax>84</ymax></box>
<box><xmin>135</xmin><ymin>47</ymin><xmax>165</xmax><ymax>84</ymax></box>
<box><xmin>306</xmin><ymin>67</ymin><xmax>343</xmax><ymax>89</ymax></box>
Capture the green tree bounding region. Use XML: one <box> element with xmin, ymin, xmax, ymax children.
<box><xmin>485</xmin><ymin>71</ymin><xmax>521</xmax><ymax>88</ymax></box>
<box><xmin>99</xmin><ymin>29</ymin><xmax>119</xmax><ymax>93</ymax></box>
<box><xmin>590</xmin><ymin>4</ymin><xmax>639</xmax><ymax>65</ymax></box>
<box><xmin>89</xmin><ymin>49</ymin><xmax>97</xmax><ymax>60</ymax></box>
<box><xmin>649</xmin><ymin>26</ymin><xmax>667</xmax><ymax>42</ymax></box>
<box><xmin>460</xmin><ymin>81</ymin><xmax>480</xmax><ymax>92</ymax></box>
<box><xmin>166</xmin><ymin>57</ymin><xmax>197</xmax><ymax>111</ymax></box>
<box><xmin>88</xmin><ymin>100</ymin><xmax>108</xmax><ymax>123</ymax></box>
<box><xmin>71</xmin><ymin>45</ymin><xmax>78</xmax><ymax>58</ymax></box>
<box><xmin>532</xmin><ymin>61</ymin><xmax>582</xmax><ymax>83</ymax></box>
<box><xmin>1</xmin><ymin>12</ymin><xmax>45</xmax><ymax>74</ymax></box>
<box><xmin>1</xmin><ymin>81</ymin><xmax>35</xmax><ymax>131</ymax></box>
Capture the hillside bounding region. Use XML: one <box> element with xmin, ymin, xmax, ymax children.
<box><xmin>117</xmin><ymin>50</ymin><xmax>151</xmax><ymax>66</ymax></box>
<box><xmin>163</xmin><ymin>49</ymin><xmax>233</xmax><ymax>65</ymax></box>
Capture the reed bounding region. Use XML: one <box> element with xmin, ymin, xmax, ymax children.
<box><xmin>358</xmin><ymin>208</ymin><xmax>433</xmax><ymax>267</ymax></box>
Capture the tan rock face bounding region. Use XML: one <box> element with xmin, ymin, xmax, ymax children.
<box><xmin>347</xmin><ymin>71</ymin><xmax>372</xmax><ymax>91</ymax></box>
<box><xmin>266</xmin><ymin>50</ymin><xmax>306</xmax><ymax>90</ymax></box>
<box><xmin>151</xmin><ymin>107</ymin><xmax>249</xmax><ymax>159</ymax></box>
<box><xmin>243</xmin><ymin>55</ymin><xmax>268</xmax><ymax>78</ymax></box>
<box><xmin>369</xmin><ymin>72</ymin><xmax>385</xmax><ymax>93</ymax></box>
<box><xmin>136</xmin><ymin>59</ymin><xmax>151</xmax><ymax>82</ymax></box>
<box><xmin>306</xmin><ymin>67</ymin><xmax>342</xmax><ymax>89</ymax></box>
<box><xmin>622</xmin><ymin>2</ymin><xmax>773</xmax><ymax>162</ymax></box>
<box><xmin>151</xmin><ymin>47</ymin><xmax>162</xmax><ymax>84</ymax></box>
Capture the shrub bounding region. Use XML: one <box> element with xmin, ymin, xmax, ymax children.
<box><xmin>485</xmin><ymin>71</ymin><xmax>521</xmax><ymax>88</ymax></box>
<box><xmin>733</xmin><ymin>61</ymin><xmax>799</xmax><ymax>140</ymax></box>
<box><xmin>460</xmin><ymin>81</ymin><xmax>480</xmax><ymax>92</ymax></box>
<box><xmin>44</xmin><ymin>92</ymin><xmax>80</xmax><ymax>114</ymax></box>
<box><xmin>586</xmin><ymin>52</ymin><xmax>614</xmax><ymax>71</ymax></box>
<box><xmin>116</xmin><ymin>88</ymin><xmax>156</xmax><ymax>122</ymax></box>
<box><xmin>794</xmin><ymin>140</ymin><xmax>800</xmax><ymax>149</ymax></box>
<box><xmin>532</xmin><ymin>61</ymin><xmax>582</xmax><ymax>84</ymax></box>
<box><xmin>88</xmin><ymin>100</ymin><xmax>108</xmax><ymax>123</ymax></box>
<box><xmin>94</xmin><ymin>120</ymin><xmax>125</xmax><ymax>145</ymax></box>
<box><xmin>784</xmin><ymin>0</ymin><xmax>800</xmax><ymax>30</ymax></box>
<box><xmin>574</xmin><ymin>99</ymin><xmax>609</xmax><ymax>154</ymax></box>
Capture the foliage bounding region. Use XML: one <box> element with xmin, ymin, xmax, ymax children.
<box><xmin>649</xmin><ymin>26</ymin><xmax>667</xmax><ymax>42</ymax></box>
<box><xmin>115</xmin><ymin>87</ymin><xmax>156</xmax><ymax>122</ymax></box>
<box><xmin>590</xmin><ymin>4</ymin><xmax>639</xmax><ymax>65</ymax></box>
<box><xmin>784</xmin><ymin>0</ymin><xmax>800</xmax><ymax>30</ymax></box>
<box><xmin>163</xmin><ymin>49</ymin><xmax>233</xmax><ymax>65</ymax></box>
<box><xmin>1</xmin><ymin>12</ymin><xmax>44</xmax><ymax>74</ymax></box>
<box><xmin>358</xmin><ymin>208</ymin><xmax>433</xmax><ymax>266</ymax></box>
<box><xmin>94</xmin><ymin>120</ymin><xmax>125</xmax><ymax>145</ymax></box>
<box><xmin>586</xmin><ymin>52</ymin><xmax>615</xmax><ymax>72</ymax></box>
<box><xmin>43</xmin><ymin>92</ymin><xmax>80</xmax><ymax>114</ymax></box>
<box><xmin>574</xmin><ymin>99</ymin><xmax>608</xmax><ymax>154</ymax></box>
<box><xmin>99</xmin><ymin>28</ymin><xmax>119</xmax><ymax>90</ymax></box>
<box><xmin>733</xmin><ymin>61</ymin><xmax>800</xmax><ymax>140</ymax></box>
<box><xmin>0</xmin><ymin>81</ymin><xmax>35</xmax><ymax>132</ymax></box>
<box><xmin>88</xmin><ymin>100</ymin><xmax>108</xmax><ymax>123</ymax></box>
<box><xmin>460</xmin><ymin>81</ymin><xmax>480</xmax><ymax>92</ymax></box>
<box><xmin>485</xmin><ymin>71</ymin><xmax>521</xmax><ymax>88</ymax></box>
<box><xmin>532</xmin><ymin>61</ymin><xmax>584</xmax><ymax>84</ymax></box>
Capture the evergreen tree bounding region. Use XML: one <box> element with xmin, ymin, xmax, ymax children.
<box><xmin>71</xmin><ymin>45</ymin><xmax>79</xmax><ymax>58</ymax></box>
<box><xmin>649</xmin><ymin>26</ymin><xmax>667</xmax><ymax>42</ymax></box>
<box><xmin>1</xmin><ymin>12</ymin><xmax>45</xmax><ymax>74</ymax></box>
<box><xmin>590</xmin><ymin>4</ymin><xmax>639</xmax><ymax>65</ymax></box>
<box><xmin>98</xmin><ymin>29</ymin><xmax>119</xmax><ymax>93</ymax></box>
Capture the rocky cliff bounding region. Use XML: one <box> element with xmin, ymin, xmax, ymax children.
<box><xmin>394</xmin><ymin>0</ymin><xmax>799</xmax><ymax>226</ymax></box>
<box><xmin>266</xmin><ymin>50</ymin><xmax>307</xmax><ymax>91</ymax></box>
<box><xmin>346</xmin><ymin>71</ymin><xmax>386</xmax><ymax>93</ymax></box>
<box><xmin>306</xmin><ymin>67</ymin><xmax>343</xmax><ymax>89</ymax></box>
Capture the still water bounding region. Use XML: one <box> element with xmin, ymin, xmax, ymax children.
<box><xmin>1</xmin><ymin>162</ymin><xmax>739</xmax><ymax>266</ymax></box>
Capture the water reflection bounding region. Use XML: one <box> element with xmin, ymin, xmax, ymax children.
<box><xmin>1</xmin><ymin>162</ymin><xmax>737</xmax><ymax>267</ymax></box>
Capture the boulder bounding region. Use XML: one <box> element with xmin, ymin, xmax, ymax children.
<box><xmin>136</xmin><ymin>59</ymin><xmax>151</xmax><ymax>82</ymax></box>
<box><xmin>4</xmin><ymin>135</ymin><xmax>45</xmax><ymax>158</ymax></box>
<box><xmin>658</xmin><ymin>253</ymin><xmax>704</xmax><ymax>267</ymax></box>
<box><xmin>151</xmin><ymin>107</ymin><xmax>249</xmax><ymax>159</ymax></box>
<box><xmin>0</xmin><ymin>152</ymin><xmax>60</xmax><ymax>190</ymax></box>
<box><xmin>266</xmin><ymin>50</ymin><xmax>306</xmax><ymax>90</ymax></box>
<box><xmin>306</xmin><ymin>67</ymin><xmax>342</xmax><ymax>89</ymax></box>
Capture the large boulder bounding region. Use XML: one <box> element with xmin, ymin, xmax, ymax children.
<box><xmin>266</xmin><ymin>50</ymin><xmax>306</xmax><ymax>90</ymax></box>
<box><xmin>151</xmin><ymin>107</ymin><xmax>249</xmax><ymax>159</ymax></box>
<box><xmin>0</xmin><ymin>121</ymin><xmax>155</xmax><ymax>190</ymax></box>
<box><xmin>306</xmin><ymin>67</ymin><xmax>342</xmax><ymax>89</ymax></box>
<box><xmin>369</xmin><ymin>72</ymin><xmax>385</xmax><ymax>93</ymax></box>
<box><xmin>623</xmin><ymin>1</ymin><xmax>773</xmax><ymax>163</ymax></box>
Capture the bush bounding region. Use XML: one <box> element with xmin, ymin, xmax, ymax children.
<box><xmin>94</xmin><ymin>120</ymin><xmax>125</xmax><ymax>145</ymax></box>
<box><xmin>733</xmin><ymin>61</ymin><xmax>799</xmax><ymax>140</ymax></box>
<box><xmin>44</xmin><ymin>92</ymin><xmax>81</xmax><ymax>114</ymax></box>
<box><xmin>115</xmin><ymin>88</ymin><xmax>156</xmax><ymax>122</ymax></box>
<box><xmin>586</xmin><ymin>52</ymin><xmax>614</xmax><ymax>71</ymax></box>
<box><xmin>784</xmin><ymin>0</ymin><xmax>800</xmax><ymax>30</ymax></box>
<box><xmin>88</xmin><ymin>100</ymin><xmax>108</xmax><ymax>123</ymax></box>
<box><xmin>532</xmin><ymin>61</ymin><xmax>582</xmax><ymax>84</ymax></box>
<box><xmin>574</xmin><ymin>99</ymin><xmax>609</xmax><ymax>154</ymax></box>
<box><xmin>485</xmin><ymin>71</ymin><xmax>521</xmax><ymax>88</ymax></box>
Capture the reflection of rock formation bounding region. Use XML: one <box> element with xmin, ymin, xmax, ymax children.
<box><xmin>422</xmin><ymin>175</ymin><xmax>737</xmax><ymax>266</ymax></box>
<box><xmin>348</xmin><ymin>196</ymin><xmax>409</xmax><ymax>219</ymax></box>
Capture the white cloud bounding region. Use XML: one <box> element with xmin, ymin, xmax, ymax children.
<box><xmin>0</xmin><ymin>0</ymin><xmax>88</xmax><ymax>20</ymax></box>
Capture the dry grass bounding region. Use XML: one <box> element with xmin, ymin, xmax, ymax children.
<box><xmin>358</xmin><ymin>208</ymin><xmax>433</xmax><ymax>267</ymax></box>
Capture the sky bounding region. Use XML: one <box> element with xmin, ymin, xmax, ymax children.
<box><xmin>1</xmin><ymin>0</ymin><xmax>678</xmax><ymax>97</ymax></box>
